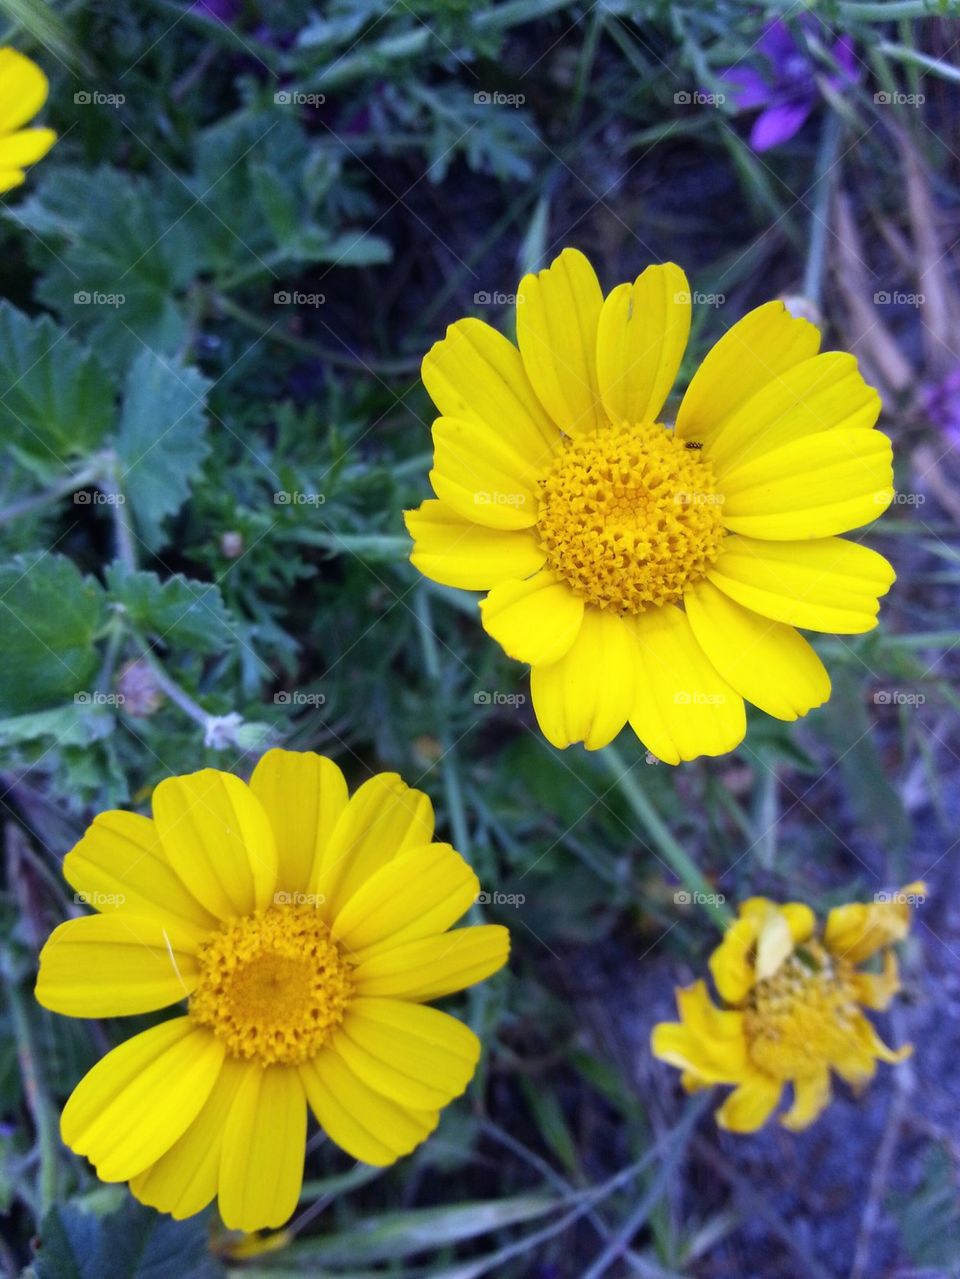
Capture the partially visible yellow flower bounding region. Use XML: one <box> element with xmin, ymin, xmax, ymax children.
<box><xmin>651</xmin><ymin>884</ymin><xmax>923</xmax><ymax>1132</ymax></box>
<box><xmin>0</xmin><ymin>48</ymin><xmax>56</xmax><ymax>194</ymax></box>
<box><xmin>405</xmin><ymin>248</ymin><xmax>895</xmax><ymax>764</ymax></box>
<box><xmin>36</xmin><ymin>751</ymin><xmax>509</xmax><ymax>1231</ymax></box>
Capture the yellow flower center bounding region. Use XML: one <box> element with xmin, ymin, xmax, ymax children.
<box><xmin>536</xmin><ymin>422</ymin><xmax>725</xmax><ymax>614</ymax></box>
<box><xmin>189</xmin><ymin>905</ymin><xmax>353</xmax><ymax>1065</ymax></box>
<box><xmin>743</xmin><ymin>944</ymin><xmax>859</xmax><ymax>1080</ymax></box>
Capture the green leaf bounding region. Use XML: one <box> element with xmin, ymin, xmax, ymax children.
<box><xmin>105</xmin><ymin>564</ymin><xmax>236</xmax><ymax>653</ymax></box>
<box><xmin>12</xmin><ymin>166</ymin><xmax>198</xmax><ymax>369</ymax></box>
<box><xmin>115</xmin><ymin>351</ymin><xmax>212</xmax><ymax>549</ymax></box>
<box><xmin>0</xmin><ymin>302</ymin><xmax>114</xmax><ymax>477</ymax></box>
<box><xmin>281</xmin><ymin>1196</ymin><xmax>563</xmax><ymax>1265</ymax></box>
<box><xmin>0</xmin><ymin>704</ymin><xmax>116</xmax><ymax>749</ymax></box>
<box><xmin>0</xmin><ymin>555</ymin><xmax>106</xmax><ymax>715</ymax></box>
<box><xmin>33</xmin><ymin>1200</ymin><xmax>224</xmax><ymax>1279</ymax></box>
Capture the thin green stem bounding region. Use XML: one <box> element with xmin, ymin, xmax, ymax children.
<box><xmin>0</xmin><ymin>458</ymin><xmax>106</xmax><ymax>527</ymax></box>
<box><xmin>803</xmin><ymin>112</ymin><xmax>843</xmax><ymax>309</ymax></box>
<box><xmin>603</xmin><ymin>744</ymin><xmax>733</xmax><ymax>928</ymax></box>
<box><xmin>213</xmin><ymin>293</ymin><xmax>420</xmax><ymax>375</ymax></box>
<box><xmin>413</xmin><ymin>588</ymin><xmax>471</xmax><ymax>856</ymax></box>
<box><xmin>3</xmin><ymin>966</ymin><xmax>59</xmax><ymax>1217</ymax></box>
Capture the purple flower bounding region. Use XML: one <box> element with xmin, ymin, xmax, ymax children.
<box><xmin>922</xmin><ymin>366</ymin><xmax>960</xmax><ymax>449</ymax></box>
<box><xmin>718</xmin><ymin>20</ymin><xmax>858</xmax><ymax>152</ymax></box>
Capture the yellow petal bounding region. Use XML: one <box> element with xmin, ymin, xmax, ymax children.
<box><xmin>480</xmin><ymin>571</ymin><xmax>584</xmax><ymax>666</ymax></box>
<box><xmin>709</xmin><ymin>914</ymin><xmax>763</xmax><ymax>1004</ymax></box>
<box><xmin>331</xmin><ymin>998</ymin><xmax>480</xmax><ymax>1109</ymax></box>
<box><xmin>429</xmin><ymin>416</ymin><xmax>541</xmax><ymax>530</ymax></box>
<box><xmin>720</xmin><ymin>428</ymin><xmax>894</xmax><ymax>540</ymax></box>
<box><xmin>851</xmin><ymin>950</ymin><xmax>901</xmax><ymax>1011</ymax></box>
<box><xmin>314</xmin><ymin>774</ymin><xmax>434</xmax><ymax>922</ymax></box>
<box><xmin>676</xmin><ymin>300</ymin><xmax>820</xmax><ymax>448</ymax></box>
<box><xmin>707</xmin><ymin>534</ymin><xmax>895</xmax><ymax>634</ymax></box>
<box><xmin>218</xmin><ymin>1065</ymin><xmax>306</xmax><ymax>1231</ymax></box>
<box><xmin>301</xmin><ymin>1048</ymin><xmax>438</xmax><ymax>1165</ymax></box>
<box><xmin>685</xmin><ymin>579</ymin><xmax>830</xmax><ymax>721</ymax></box>
<box><xmin>650</xmin><ymin>1023</ymin><xmax>747</xmax><ymax>1084</ymax></box>
<box><xmin>63</xmin><ymin>809</ymin><xmax>217</xmax><ymax>944</ymax></box>
<box><xmin>130</xmin><ymin>1056</ymin><xmax>249</xmax><ymax>1220</ymax></box>
<box><xmin>0</xmin><ymin>168</ymin><xmax>24</xmax><ymax>193</ymax></box>
<box><xmin>152</xmin><ymin>771</ymin><xmax>278</xmax><ymax>920</ymax></box>
<box><xmin>780</xmin><ymin>902</ymin><xmax>816</xmax><ymax>943</ymax></box>
<box><xmin>405</xmin><ymin>499</ymin><xmax>546</xmax><ymax>590</ymax></box>
<box><xmin>36</xmin><ymin>914</ymin><xmax>198</xmax><ymax>1017</ymax></box>
<box><xmin>715</xmin><ymin>1075</ymin><xmax>782</xmax><ymax>1132</ymax></box>
<box><xmin>824</xmin><ymin>882</ymin><xmax>924</xmax><ymax>964</ymax></box>
<box><xmin>780</xmin><ymin>1069</ymin><xmax>832</xmax><ymax>1132</ymax></box>
<box><xmin>516</xmin><ymin>248</ymin><xmax>605</xmax><ymax>436</ymax></box>
<box><xmin>332</xmin><ymin>843</ymin><xmax>478</xmax><ymax>959</ymax></box>
<box><xmin>249</xmin><ymin>750</ymin><xmax>348</xmax><ymax>897</ymax></box>
<box><xmin>421</xmin><ymin>316</ymin><xmax>559</xmax><ymax>465</ymax></box>
<box><xmin>352</xmin><ymin>925</ymin><xmax>509</xmax><ymax>1002</ymax></box>
<box><xmin>626</xmin><ymin>604</ymin><xmax>745</xmax><ymax>764</ymax></box>
<box><xmin>754</xmin><ymin>911</ymin><xmax>795</xmax><ymax>980</ymax></box>
<box><xmin>676</xmin><ymin>980</ymin><xmax>746</xmax><ymax>1046</ymax></box>
<box><xmin>61</xmin><ymin>1018</ymin><xmax>224</xmax><ymax>1181</ymax></box>
<box><xmin>706</xmin><ymin>352</ymin><xmax>881</xmax><ymax>472</ymax></box>
<box><xmin>0</xmin><ymin>126</ymin><xmax>55</xmax><ymax>168</ymax></box>
<box><xmin>531</xmin><ymin>606</ymin><xmax>636</xmax><ymax>750</ymax></box>
<box><xmin>0</xmin><ymin>48</ymin><xmax>49</xmax><ymax>134</ymax></box>
<box><xmin>596</xmin><ymin>263</ymin><xmax>690</xmax><ymax>426</ymax></box>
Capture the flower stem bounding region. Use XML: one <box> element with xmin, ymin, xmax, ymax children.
<box><xmin>2</xmin><ymin>965</ymin><xmax>59</xmax><ymax>1217</ymax></box>
<box><xmin>602</xmin><ymin>744</ymin><xmax>733</xmax><ymax>928</ymax></box>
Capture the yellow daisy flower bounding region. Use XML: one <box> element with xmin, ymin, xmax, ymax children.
<box><xmin>651</xmin><ymin>883</ymin><xmax>923</xmax><ymax>1132</ymax></box>
<box><xmin>36</xmin><ymin>750</ymin><xmax>509</xmax><ymax>1231</ymax></box>
<box><xmin>405</xmin><ymin>249</ymin><xmax>895</xmax><ymax>763</ymax></box>
<box><xmin>0</xmin><ymin>48</ymin><xmax>57</xmax><ymax>194</ymax></box>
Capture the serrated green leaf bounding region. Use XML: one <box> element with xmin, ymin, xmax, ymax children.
<box><xmin>0</xmin><ymin>302</ymin><xmax>114</xmax><ymax>477</ymax></box>
<box><xmin>12</xmin><ymin>166</ymin><xmax>198</xmax><ymax>369</ymax></box>
<box><xmin>0</xmin><ymin>704</ymin><xmax>116</xmax><ymax>749</ymax></box>
<box><xmin>105</xmin><ymin>564</ymin><xmax>236</xmax><ymax>652</ymax></box>
<box><xmin>0</xmin><ymin>555</ymin><xmax>106</xmax><ymax>715</ymax></box>
<box><xmin>115</xmin><ymin>351</ymin><xmax>211</xmax><ymax>549</ymax></box>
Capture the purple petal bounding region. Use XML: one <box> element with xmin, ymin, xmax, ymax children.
<box><xmin>831</xmin><ymin>35</ymin><xmax>860</xmax><ymax>84</ymax></box>
<box><xmin>717</xmin><ymin>65</ymin><xmax>774</xmax><ymax>111</ymax></box>
<box><xmin>749</xmin><ymin>99</ymin><xmax>814</xmax><ymax>151</ymax></box>
<box><xmin>759</xmin><ymin>20</ymin><xmax>801</xmax><ymax>70</ymax></box>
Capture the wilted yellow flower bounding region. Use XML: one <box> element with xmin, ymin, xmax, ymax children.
<box><xmin>651</xmin><ymin>884</ymin><xmax>923</xmax><ymax>1132</ymax></box>
<box><xmin>406</xmin><ymin>249</ymin><xmax>895</xmax><ymax>763</ymax></box>
<box><xmin>36</xmin><ymin>751</ymin><xmax>509</xmax><ymax>1230</ymax></box>
<box><xmin>0</xmin><ymin>48</ymin><xmax>56</xmax><ymax>194</ymax></box>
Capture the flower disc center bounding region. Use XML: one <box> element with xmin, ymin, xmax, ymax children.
<box><xmin>536</xmin><ymin>422</ymin><xmax>725</xmax><ymax>614</ymax></box>
<box><xmin>189</xmin><ymin>904</ymin><xmax>353</xmax><ymax>1064</ymax></box>
<box><xmin>743</xmin><ymin>945</ymin><xmax>859</xmax><ymax>1080</ymax></box>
